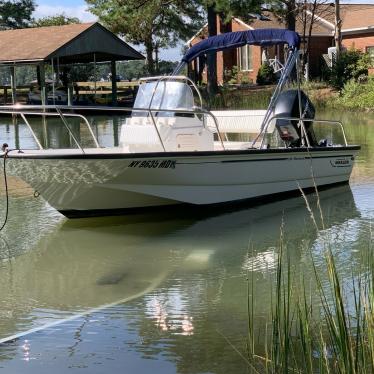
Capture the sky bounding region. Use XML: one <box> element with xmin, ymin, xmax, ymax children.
<box><xmin>33</xmin><ymin>0</ymin><xmax>374</xmax><ymax>61</ymax></box>
<box><xmin>34</xmin><ymin>0</ymin><xmax>183</xmax><ymax>60</ymax></box>
<box><xmin>33</xmin><ymin>0</ymin><xmax>374</xmax><ymax>21</ymax></box>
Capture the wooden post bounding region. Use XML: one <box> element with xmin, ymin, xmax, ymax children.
<box><xmin>13</xmin><ymin>115</ymin><xmax>19</xmax><ymax>149</ymax></box>
<box><xmin>113</xmin><ymin>116</ymin><xmax>119</xmax><ymax>146</ymax></box>
<box><xmin>111</xmin><ymin>60</ymin><xmax>118</xmax><ymax>106</ymax></box>
<box><xmin>62</xmin><ymin>66</ymin><xmax>69</xmax><ymax>87</ymax></box>
<box><xmin>94</xmin><ymin>53</ymin><xmax>97</xmax><ymax>102</ymax></box>
<box><xmin>67</xmin><ymin>84</ymin><xmax>73</xmax><ymax>106</ymax></box>
<box><xmin>10</xmin><ymin>65</ymin><xmax>16</xmax><ymax>104</ymax></box>
<box><xmin>42</xmin><ymin>116</ymin><xmax>48</xmax><ymax>148</ymax></box>
<box><xmin>39</xmin><ymin>62</ymin><xmax>47</xmax><ymax>106</ymax></box>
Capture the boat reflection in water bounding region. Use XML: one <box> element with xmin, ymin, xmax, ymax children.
<box><xmin>0</xmin><ymin>185</ymin><xmax>360</xmax><ymax>367</ymax></box>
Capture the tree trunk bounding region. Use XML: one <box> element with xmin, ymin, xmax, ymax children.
<box><xmin>145</xmin><ymin>40</ymin><xmax>155</xmax><ymax>75</ymax></box>
<box><xmin>334</xmin><ymin>0</ymin><xmax>342</xmax><ymax>57</ymax></box>
<box><xmin>155</xmin><ymin>44</ymin><xmax>159</xmax><ymax>74</ymax></box>
<box><xmin>207</xmin><ymin>4</ymin><xmax>218</xmax><ymax>97</ymax></box>
<box><xmin>285</xmin><ymin>0</ymin><xmax>296</xmax><ymax>31</ymax></box>
<box><xmin>305</xmin><ymin>0</ymin><xmax>318</xmax><ymax>80</ymax></box>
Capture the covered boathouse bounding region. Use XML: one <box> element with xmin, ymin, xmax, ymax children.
<box><xmin>0</xmin><ymin>22</ymin><xmax>144</xmax><ymax>106</ymax></box>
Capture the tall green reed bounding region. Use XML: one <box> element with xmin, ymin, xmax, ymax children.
<box><xmin>242</xmin><ymin>193</ymin><xmax>374</xmax><ymax>374</ymax></box>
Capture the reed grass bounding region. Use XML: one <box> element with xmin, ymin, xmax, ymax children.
<box><xmin>241</xmin><ymin>197</ymin><xmax>374</xmax><ymax>373</ymax></box>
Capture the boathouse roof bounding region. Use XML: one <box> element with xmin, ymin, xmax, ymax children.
<box><xmin>0</xmin><ymin>22</ymin><xmax>144</xmax><ymax>65</ymax></box>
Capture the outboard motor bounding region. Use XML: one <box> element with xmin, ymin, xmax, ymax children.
<box><xmin>273</xmin><ymin>90</ymin><xmax>317</xmax><ymax>147</ymax></box>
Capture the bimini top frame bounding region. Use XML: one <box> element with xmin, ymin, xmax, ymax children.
<box><xmin>174</xmin><ymin>28</ymin><xmax>300</xmax><ymax>74</ymax></box>
<box><xmin>173</xmin><ymin>28</ymin><xmax>309</xmax><ymax>148</ymax></box>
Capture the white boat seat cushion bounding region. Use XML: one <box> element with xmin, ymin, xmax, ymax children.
<box><xmin>207</xmin><ymin>110</ymin><xmax>275</xmax><ymax>134</ymax></box>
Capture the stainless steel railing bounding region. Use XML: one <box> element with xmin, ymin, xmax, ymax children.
<box><xmin>260</xmin><ymin>116</ymin><xmax>348</xmax><ymax>148</ymax></box>
<box><xmin>0</xmin><ymin>107</ymin><xmax>101</xmax><ymax>152</ymax></box>
<box><xmin>0</xmin><ymin>105</ymin><xmax>350</xmax><ymax>152</ymax></box>
<box><xmin>0</xmin><ymin>104</ymin><xmax>225</xmax><ymax>152</ymax></box>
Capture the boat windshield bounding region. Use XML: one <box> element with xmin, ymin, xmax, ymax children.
<box><xmin>134</xmin><ymin>81</ymin><xmax>195</xmax><ymax>113</ymax></box>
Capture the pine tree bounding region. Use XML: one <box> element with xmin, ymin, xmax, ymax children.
<box><xmin>86</xmin><ymin>0</ymin><xmax>204</xmax><ymax>75</ymax></box>
<box><xmin>0</xmin><ymin>0</ymin><xmax>35</xmax><ymax>30</ymax></box>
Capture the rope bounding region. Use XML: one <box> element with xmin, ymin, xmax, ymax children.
<box><xmin>0</xmin><ymin>146</ymin><xmax>9</xmax><ymax>232</ymax></box>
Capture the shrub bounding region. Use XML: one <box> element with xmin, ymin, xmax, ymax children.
<box><xmin>329</xmin><ymin>49</ymin><xmax>371</xmax><ymax>90</ymax></box>
<box><xmin>336</xmin><ymin>76</ymin><xmax>374</xmax><ymax>110</ymax></box>
<box><xmin>239</xmin><ymin>73</ymin><xmax>252</xmax><ymax>85</ymax></box>
<box><xmin>224</xmin><ymin>65</ymin><xmax>239</xmax><ymax>84</ymax></box>
<box><xmin>256</xmin><ymin>62</ymin><xmax>277</xmax><ymax>85</ymax></box>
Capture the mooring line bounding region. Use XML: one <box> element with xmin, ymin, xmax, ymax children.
<box><xmin>0</xmin><ymin>273</ymin><xmax>166</xmax><ymax>345</ymax></box>
<box><xmin>0</xmin><ymin>147</ymin><xmax>9</xmax><ymax>232</ymax></box>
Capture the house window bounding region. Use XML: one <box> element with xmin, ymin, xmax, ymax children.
<box><xmin>239</xmin><ymin>45</ymin><xmax>253</xmax><ymax>71</ymax></box>
<box><xmin>367</xmin><ymin>46</ymin><xmax>374</xmax><ymax>66</ymax></box>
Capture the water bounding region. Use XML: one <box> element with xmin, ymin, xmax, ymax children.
<box><xmin>0</xmin><ymin>110</ymin><xmax>371</xmax><ymax>373</ymax></box>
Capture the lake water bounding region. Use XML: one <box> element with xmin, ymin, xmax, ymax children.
<box><xmin>0</xmin><ymin>110</ymin><xmax>372</xmax><ymax>373</ymax></box>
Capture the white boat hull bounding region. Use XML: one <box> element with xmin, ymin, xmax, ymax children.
<box><xmin>7</xmin><ymin>147</ymin><xmax>359</xmax><ymax>217</ymax></box>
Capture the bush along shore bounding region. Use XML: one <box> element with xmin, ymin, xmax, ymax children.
<box><xmin>205</xmin><ymin>48</ymin><xmax>374</xmax><ymax>112</ymax></box>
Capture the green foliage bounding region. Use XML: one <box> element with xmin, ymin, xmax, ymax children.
<box><xmin>0</xmin><ymin>0</ymin><xmax>35</xmax><ymax>29</ymax></box>
<box><xmin>336</xmin><ymin>77</ymin><xmax>374</xmax><ymax>110</ymax></box>
<box><xmin>117</xmin><ymin>60</ymin><xmax>178</xmax><ymax>80</ymax></box>
<box><xmin>265</xmin><ymin>0</ymin><xmax>297</xmax><ymax>30</ymax></box>
<box><xmin>214</xmin><ymin>0</ymin><xmax>263</xmax><ymax>23</ymax></box>
<box><xmin>240</xmin><ymin>73</ymin><xmax>252</xmax><ymax>85</ymax></box>
<box><xmin>156</xmin><ymin>60</ymin><xmax>179</xmax><ymax>75</ymax></box>
<box><xmin>224</xmin><ymin>66</ymin><xmax>253</xmax><ymax>85</ymax></box>
<box><xmin>242</xmin><ymin>213</ymin><xmax>374</xmax><ymax>373</ymax></box>
<box><xmin>117</xmin><ymin>61</ymin><xmax>147</xmax><ymax>81</ymax></box>
<box><xmin>256</xmin><ymin>62</ymin><xmax>277</xmax><ymax>86</ymax></box>
<box><xmin>329</xmin><ymin>49</ymin><xmax>371</xmax><ymax>90</ymax></box>
<box><xmin>207</xmin><ymin>86</ymin><xmax>272</xmax><ymax>110</ymax></box>
<box><xmin>224</xmin><ymin>65</ymin><xmax>239</xmax><ymax>84</ymax></box>
<box><xmin>33</xmin><ymin>13</ymin><xmax>80</xmax><ymax>27</ymax></box>
<box><xmin>85</xmin><ymin>0</ymin><xmax>203</xmax><ymax>74</ymax></box>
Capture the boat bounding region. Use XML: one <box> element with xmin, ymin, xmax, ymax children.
<box><xmin>2</xmin><ymin>29</ymin><xmax>360</xmax><ymax>218</ymax></box>
<box><xmin>28</xmin><ymin>80</ymin><xmax>69</xmax><ymax>105</ymax></box>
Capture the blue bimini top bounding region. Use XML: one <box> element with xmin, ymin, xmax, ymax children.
<box><xmin>182</xmin><ymin>28</ymin><xmax>300</xmax><ymax>63</ymax></box>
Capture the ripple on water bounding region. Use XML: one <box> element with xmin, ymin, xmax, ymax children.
<box><xmin>0</xmin><ymin>112</ymin><xmax>372</xmax><ymax>373</ymax></box>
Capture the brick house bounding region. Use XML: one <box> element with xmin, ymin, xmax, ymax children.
<box><xmin>186</xmin><ymin>4</ymin><xmax>374</xmax><ymax>84</ymax></box>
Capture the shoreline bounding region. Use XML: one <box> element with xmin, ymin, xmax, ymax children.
<box><xmin>210</xmin><ymin>83</ymin><xmax>374</xmax><ymax>112</ymax></box>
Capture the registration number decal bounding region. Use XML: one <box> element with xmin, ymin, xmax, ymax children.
<box><xmin>129</xmin><ymin>160</ymin><xmax>176</xmax><ymax>169</ymax></box>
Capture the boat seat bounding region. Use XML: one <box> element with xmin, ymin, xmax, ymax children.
<box><xmin>207</xmin><ymin>110</ymin><xmax>275</xmax><ymax>134</ymax></box>
<box><xmin>120</xmin><ymin>116</ymin><xmax>214</xmax><ymax>152</ymax></box>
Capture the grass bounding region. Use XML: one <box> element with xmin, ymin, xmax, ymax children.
<box><xmin>204</xmin><ymin>81</ymin><xmax>336</xmax><ymax>111</ymax></box>
<box><xmin>201</xmin><ymin>85</ymin><xmax>273</xmax><ymax>110</ymax></box>
<box><xmin>233</xmin><ymin>194</ymin><xmax>374</xmax><ymax>373</ymax></box>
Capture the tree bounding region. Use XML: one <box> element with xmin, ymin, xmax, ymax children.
<box><xmin>334</xmin><ymin>0</ymin><xmax>342</xmax><ymax>57</ymax></box>
<box><xmin>266</xmin><ymin>0</ymin><xmax>297</xmax><ymax>30</ymax></box>
<box><xmin>297</xmin><ymin>0</ymin><xmax>334</xmax><ymax>78</ymax></box>
<box><xmin>86</xmin><ymin>0</ymin><xmax>204</xmax><ymax>75</ymax></box>
<box><xmin>33</xmin><ymin>14</ymin><xmax>80</xmax><ymax>27</ymax></box>
<box><xmin>214</xmin><ymin>0</ymin><xmax>263</xmax><ymax>22</ymax></box>
<box><xmin>206</xmin><ymin>3</ymin><xmax>218</xmax><ymax>96</ymax></box>
<box><xmin>0</xmin><ymin>0</ymin><xmax>35</xmax><ymax>30</ymax></box>
<box><xmin>203</xmin><ymin>0</ymin><xmax>263</xmax><ymax>95</ymax></box>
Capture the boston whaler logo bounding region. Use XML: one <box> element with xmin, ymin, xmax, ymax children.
<box><xmin>129</xmin><ymin>160</ymin><xmax>176</xmax><ymax>169</ymax></box>
<box><xmin>330</xmin><ymin>157</ymin><xmax>353</xmax><ymax>168</ymax></box>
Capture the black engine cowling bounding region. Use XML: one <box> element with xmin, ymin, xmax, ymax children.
<box><xmin>273</xmin><ymin>90</ymin><xmax>317</xmax><ymax>147</ymax></box>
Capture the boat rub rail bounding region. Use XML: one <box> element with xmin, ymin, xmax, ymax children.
<box><xmin>4</xmin><ymin>146</ymin><xmax>361</xmax><ymax>160</ymax></box>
